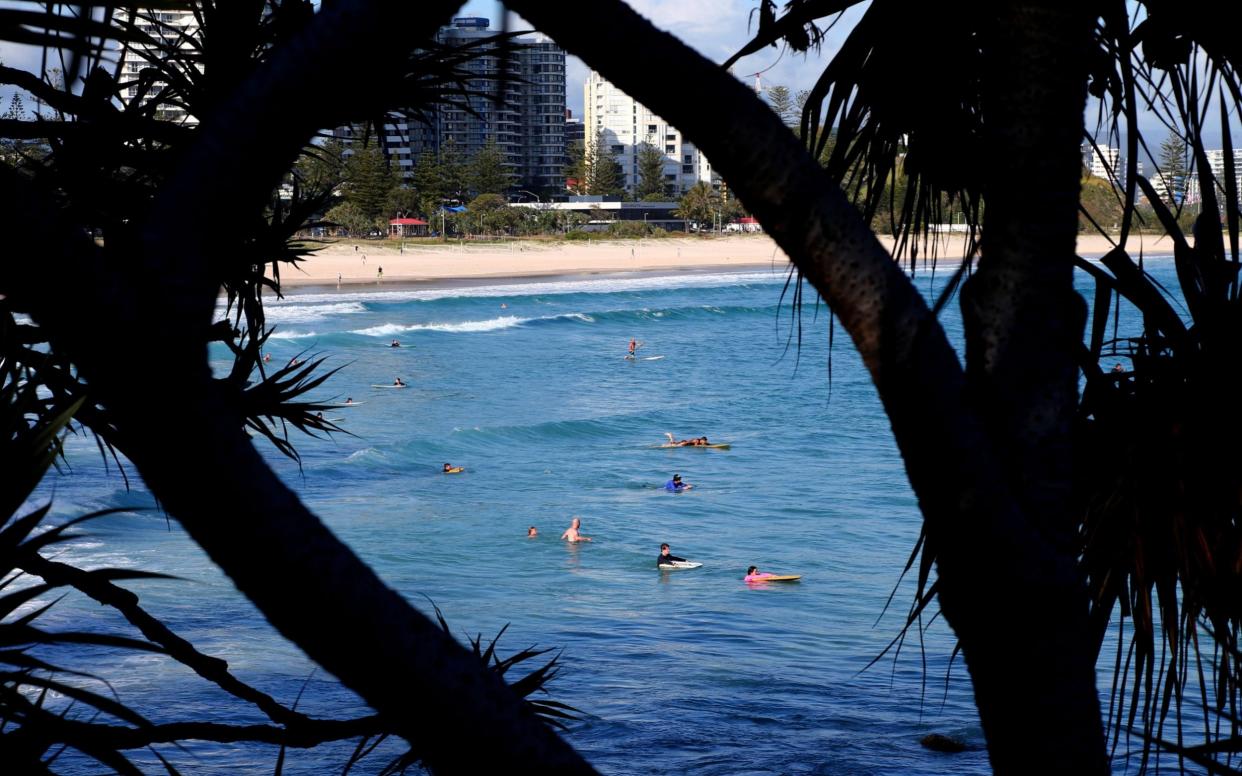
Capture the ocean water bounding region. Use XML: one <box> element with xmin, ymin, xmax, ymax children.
<box><xmin>27</xmin><ymin>258</ymin><xmax>1176</xmax><ymax>774</ymax></box>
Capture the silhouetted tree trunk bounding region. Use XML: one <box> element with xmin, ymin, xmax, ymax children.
<box><xmin>509</xmin><ymin>0</ymin><xmax>1106</xmax><ymax>770</ymax></box>
<box><xmin>1</xmin><ymin>0</ymin><xmax>594</xmax><ymax>772</ymax></box>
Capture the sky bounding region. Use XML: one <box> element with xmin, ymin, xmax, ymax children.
<box><xmin>457</xmin><ymin>0</ymin><xmax>858</xmax><ymax>118</ymax></box>
<box><xmin>0</xmin><ymin>2</ymin><xmax>1235</xmax><ymax>160</ymax></box>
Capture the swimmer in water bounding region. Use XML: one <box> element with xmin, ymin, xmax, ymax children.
<box><xmin>527</xmin><ymin>526</ymin><xmax>538</xmax><ymax>537</ymax></box>
<box><xmin>560</xmin><ymin>516</ymin><xmax>593</xmax><ymax>543</ymax></box>
<box><xmin>394</xmin><ymin>377</ymin><xmax>406</xmax><ymax>386</ymax></box>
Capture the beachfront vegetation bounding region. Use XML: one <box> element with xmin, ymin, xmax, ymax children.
<box><xmin>584</xmin><ymin>129</ymin><xmax>625</xmax><ymax>198</ymax></box>
<box><xmin>634</xmin><ymin>143</ymin><xmax>667</xmax><ymax>199</ymax></box>
<box><xmin>3</xmin><ymin>1</ymin><xmax>1242</xmax><ymax>774</ymax></box>
<box><xmin>675</xmin><ymin>181</ymin><xmax>722</xmax><ymax>232</ymax></box>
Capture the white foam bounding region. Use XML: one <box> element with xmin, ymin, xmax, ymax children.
<box><xmin>267</xmin><ymin>329</ymin><xmax>318</xmax><ymax>340</ymax></box>
<box><xmin>262</xmin><ymin>301</ymin><xmax>369</xmax><ymax>324</ymax></box>
<box><xmin>350</xmin><ymin>312</ymin><xmax>593</xmax><ymax>336</ymax></box>
<box><xmin>278</xmin><ymin>270</ymin><xmax>789</xmax><ymax>306</ymax></box>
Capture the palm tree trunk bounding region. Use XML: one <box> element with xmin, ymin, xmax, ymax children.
<box><xmin>0</xmin><ymin>0</ymin><xmax>595</xmax><ymax>770</ymax></box>
<box><xmin>951</xmin><ymin>4</ymin><xmax>1103</xmax><ymax>767</ymax></box>
<box><xmin>508</xmin><ymin>0</ymin><xmax>1106</xmax><ymax>769</ymax></box>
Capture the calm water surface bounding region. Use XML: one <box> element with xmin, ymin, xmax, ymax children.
<box><xmin>31</xmin><ymin>257</ymin><xmax>1177</xmax><ymax>774</ymax></box>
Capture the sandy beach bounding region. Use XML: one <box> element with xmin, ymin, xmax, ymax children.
<box><xmin>275</xmin><ymin>232</ymin><xmax>1177</xmax><ymax>288</ymax></box>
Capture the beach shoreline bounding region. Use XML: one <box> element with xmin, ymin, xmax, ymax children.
<box><xmin>270</xmin><ymin>233</ymin><xmax>1174</xmax><ymax>294</ymax></box>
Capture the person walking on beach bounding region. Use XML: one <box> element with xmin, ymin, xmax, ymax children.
<box><xmin>561</xmin><ymin>516</ymin><xmax>592</xmax><ymax>543</ymax></box>
<box><xmin>664</xmin><ymin>473</ymin><xmax>692</xmax><ymax>491</ymax></box>
<box><xmin>377</xmin><ymin>266</ymin><xmax>383</xmax><ymax>281</ymax></box>
<box><xmin>657</xmin><ymin>543</ymin><xmax>687</xmax><ymax>567</ymax></box>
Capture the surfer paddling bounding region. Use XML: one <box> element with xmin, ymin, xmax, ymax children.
<box><xmin>664</xmin><ymin>434</ymin><xmax>711</xmax><ymax>447</ymax></box>
<box><xmin>664</xmin><ymin>473</ymin><xmax>693</xmax><ymax>491</ymax></box>
<box><xmin>560</xmin><ymin>516</ymin><xmax>593</xmax><ymax>543</ymax></box>
<box><xmin>657</xmin><ymin>543</ymin><xmax>687</xmax><ymax>568</ymax></box>
<box><xmin>744</xmin><ymin>566</ymin><xmax>776</xmax><ymax>582</ymax></box>
<box><xmin>627</xmin><ymin>337</ymin><xmax>642</xmax><ymax>358</ymax></box>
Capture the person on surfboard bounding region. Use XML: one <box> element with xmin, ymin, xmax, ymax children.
<box><xmin>627</xmin><ymin>337</ymin><xmax>642</xmax><ymax>358</ymax></box>
<box><xmin>394</xmin><ymin>377</ymin><xmax>406</xmax><ymax>386</ymax></box>
<box><xmin>657</xmin><ymin>543</ymin><xmax>687</xmax><ymax>567</ymax></box>
<box><xmin>560</xmin><ymin>516</ymin><xmax>593</xmax><ymax>543</ymax></box>
<box><xmin>744</xmin><ymin>566</ymin><xmax>776</xmax><ymax>582</ymax></box>
<box><xmin>664</xmin><ymin>473</ymin><xmax>692</xmax><ymax>491</ymax></box>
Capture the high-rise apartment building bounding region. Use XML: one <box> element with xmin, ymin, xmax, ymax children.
<box><xmin>1088</xmin><ymin>145</ymin><xmax>1121</xmax><ymax>181</ymax></box>
<box><xmin>333</xmin><ymin>18</ymin><xmax>566</xmax><ymax>193</ymax></box>
<box><xmin>1205</xmin><ymin>148</ymin><xmax>1242</xmax><ymax>199</ymax></box>
<box><xmin>119</xmin><ymin>8</ymin><xmax>199</xmax><ymax>125</ymax></box>
<box><xmin>433</xmin><ymin>17</ymin><xmax>566</xmax><ymax>193</ymax></box>
<box><xmin>584</xmin><ymin>70</ymin><xmax>718</xmax><ymax>197</ymax></box>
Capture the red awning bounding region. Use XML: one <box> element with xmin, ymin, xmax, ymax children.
<box><xmin>389</xmin><ymin>218</ymin><xmax>428</xmax><ymax>225</ymax></box>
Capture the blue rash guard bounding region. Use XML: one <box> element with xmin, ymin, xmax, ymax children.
<box><xmin>664</xmin><ymin>479</ymin><xmax>687</xmax><ymax>491</ymax></box>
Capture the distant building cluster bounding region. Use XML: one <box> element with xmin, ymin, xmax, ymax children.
<box><xmin>584</xmin><ymin>70</ymin><xmax>719</xmax><ymax>197</ymax></box>
<box><xmin>333</xmin><ymin>17</ymin><xmax>567</xmax><ymax>194</ymax></box>
<box><xmin>1083</xmin><ymin>142</ymin><xmax>1242</xmax><ymax>208</ymax></box>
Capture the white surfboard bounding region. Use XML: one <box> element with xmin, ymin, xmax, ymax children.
<box><xmin>659</xmin><ymin>561</ymin><xmax>702</xmax><ymax>570</ymax></box>
<box><xmin>643</xmin><ymin>355</ymin><xmax>665</xmax><ymax>361</ymax></box>
<box><xmin>371</xmin><ymin>384</ymin><xmax>408</xmax><ymax>389</ymax></box>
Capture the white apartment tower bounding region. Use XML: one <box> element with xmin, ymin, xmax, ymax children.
<box><xmin>119</xmin><ymin>8</ymin><xmax>199</xmax><ymax>125</ymax></box>
<box><xmin>1089</xmin><ymin>145</ymin><xmax>1121</xmax><ymax>181</ymax></box>
<box><xmin>1205</xmin><ymin>148</ymin><xmax>1242</xmax><ymax>200</ymax></box>
<box><xmin>584</xmin><ymin>70</ymin><xmax>718</xmax><ymax>196</ymax></box>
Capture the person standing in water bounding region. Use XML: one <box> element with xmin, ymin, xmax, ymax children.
<box><xmin>560</xmin><ymin>516</ymin><xmax>593</xmax><ymax>543</ymax></box>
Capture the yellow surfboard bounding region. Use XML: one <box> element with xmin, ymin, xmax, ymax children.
<box><xmin>749</xmin><ymin>575</ymin><xmax>801</xmax><ymax>582</ymax></box>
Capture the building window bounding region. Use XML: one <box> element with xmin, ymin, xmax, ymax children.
<box><xmin>683</xmin><ymin>155</ymin><xmax>692</xmax><ymax>164</ymax></box>
<box><xmin>666</xmin><ymin>134</ymin><xmax>677</xmax><ymax>141</ymax></box>
<box><xmin>665</xmin><ymin>145</ymin><xmax>675</xmax><ymax>154</ymax></box>
<box><xmin>611</xmin><ymin>145</ymin><xmax>625</xmax><ymax>153</ymax></box>
<box><xmin>647</xmin><ymin>124</ymin><xmax>657</xmax><ymax>134</ymax></box>
<box><xmin>682</xmin><ymin>164</ymin><xmax>693</xmax><ymax>173</ymax></box>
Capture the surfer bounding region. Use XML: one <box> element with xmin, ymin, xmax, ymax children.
<box><xmin>560</xmin><ymin>516</ymin><xmax>593</xmax><ymax>543</ymax></box>
<box><xmin>390</xmin><ymin>339</ymin><xmax>401</xmax><ymax>348</ymax></box>
<box><xmin>744</xmin><ymin>566</ymin><xmax>775</xmax><ymax>582</ymax></box>
<box><xmin>262</xmin><ymin>352</ymin><xmax>271</xmax><ymax>363</ymax></box>
<box><xmin>394</xmin><ymin>377</ymin><xmax>406</xmax><ymax>386</ymax></box>
<box><xmin>657</xmin><ymin>543</ymin><xmax>687</xmax><ymax>567</ymax></box>
<box><xmin>527</xmin><ymin>526</ymin><xmax>538</xmax><ymax>537</ymax></box>
<box><xmin>664</xmin><ymin>433</ymin><xmax>694</xmax><ymax>447</ymax></box>
<box><xmin>664</xmin><ymin>474</ymin><xmax>692</xmax><ymax>491</ymax></box>
<box><xmin>345</xmin><ymin>397</ymin><xmax>354</xmax><ymax>405</ymax></box>
<box><xmin>627</xmin><ymin>337</ymin><xmax>642</xmax><ymax>358</ymax></box>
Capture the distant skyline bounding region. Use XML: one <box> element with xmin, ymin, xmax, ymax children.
<box><xmin>457</xmin><ymin>0</ymin><xmax>860</xmax><ymax>119</ymax></box>
<box><xmin>1</xmin><ymin>4</ymin><xmax>1237</xmax><ymax>167</ymax></box>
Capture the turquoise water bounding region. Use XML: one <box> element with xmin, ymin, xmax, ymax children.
<box><xmin>30</xmin><ymin>260</ymin><xmax>1170</xmax><ymax>774</ymax></box>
